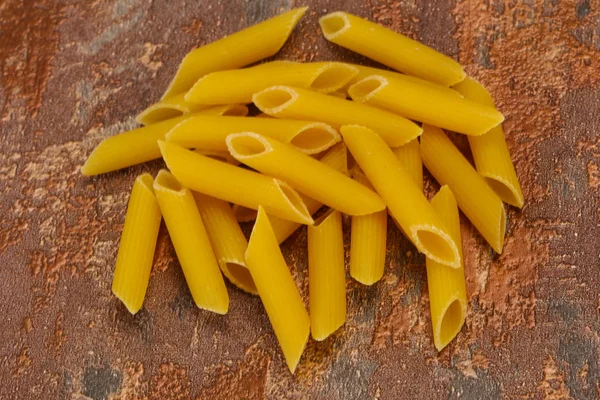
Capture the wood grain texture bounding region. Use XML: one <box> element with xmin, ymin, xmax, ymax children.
<box><xmin>1</xmin><ymin>0</ymin><xmax>599</xmax><ymax>399</ymax></box>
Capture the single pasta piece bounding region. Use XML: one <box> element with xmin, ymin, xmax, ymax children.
<box><xmin>348</xmin><ymin>75</ymin><xmax>504</xmax><ymax>136</ymax></box>
<box><xmin>232</xmin><ymin>204</ymin><xmax>258</xmax><ymax>222</ymax></box>
<box><xmin>252</xmin><ymin>86</ymin><xmax>422</xmax><ymax>147</ymax></box>
<box><xmin>340</xmin><ymin>125</ymin><xmax>460</xmax><ymax>269</ymax></box>
<box><xmin>420</xmin><ymin>124</ymin><xmax>506</xmax><ymax>253</ymax></box>
<box><xmin>308</xmin><ymin>210</ymin><xmax>346</xmax><ymax>340</ymax></box>
<box><xmin>185</xmin><ymin>62</ymin><xmax>359</xmax><ymax>105</ymax></box>
<box><xmin>153</xmin><ymin>170</ymin><xmax>229</xmax><ymax>314</ymax></box>
<box><xmin>319</xmin><ymin>12</ymin><xmax>465</xmax><ymax>86</ymax></box>
<box><xmin>245</xmin><ymin>206</ymin><xmax>310</xmax><ymax>373</ymax></box>
<box><xmin>159</xmin><ymin>141</ymin><xmax>313</xmax><ymax>225</ymax></box>
<box><xmin>269</xmin><ymin>142</ymin><xmax>348</xmax><ymax>243</ymax></box>
<box><xmin>452</xmin><ymin>77</ymin><xmax>524</xmax><ymax>208</ymax></box>
<box><xmin>193</xmin><ymin>149</ymin><xmax>240</xmax><ymax>166</ymax></box>
<box><xmin>166</xmin><ymin>116</ymin><xmax>340</xmax><ymax>155</ymax></box>
<box><xmin>349</xmin><ymin>168</ymin><xmax>387</xmax><ymax>285</ymax></box>
<box><xmin>162</xmin><ymin>7</ymin><xmax>308</xmax><ymax>99</ymax></box>
<box><xmin>111</xmin><ymin>173</ymin><xmax>162</xmax><ymax>314</ymax></box>
<box><xmin>136</xmin><ymin>93</ymin><xmax>210</xmax><ymax>126</ymax></box>
<box><xmin>392</xmin><ymin>138</ymin><xmax>423</xmax><ymax>191</ymax></box>
<box><xmin>426</xmin><ymin>185</ymin><xmax>467</xmax><ymax>351</ymax></box>
<box><xmin>193</xmin><ymin>192</ymin><xmax>257</xmax><ymax>295</ymax></box>
<box><xmin>227</xmin><ymin>132</ymin><xmax>385</xmax><ymax>216</ymax></box>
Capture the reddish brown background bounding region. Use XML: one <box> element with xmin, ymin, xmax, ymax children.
<box><xmin>1</xmin><ymin>0</ymin><xmax>599</xmax><ymax>399</ymax></box>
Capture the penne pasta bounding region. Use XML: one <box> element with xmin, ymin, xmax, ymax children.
<box><xmin>453</xmin><ymin>77</ymin><xmax>524</xmax><ymax>208</ymax></box>
<box><xmin>420</xmin><ymin>124</ymin><xmax>506</xmax><ymax>253</ymax></box>
<box><xmin>193</xmin><ymin>149</ymin><xmax>240</xmax><ymax>166</ymax></box>
<box><xmin>185</xmin><ymin>62</ymin><xmax>359</xmax><ymax>105</ymax></box>
<box><xmin>319</xmin><ymin>12</ymin><xmax>465</xmax><ymax>86</ymax></box>
<box><xmin>349</xmin><ymin>168</ymin><xmax>387</xmax><ymax>285</ymax></box>
<box><xmin>252</xmin><ymin>86</ymin><xmax>422</xmax><ymax>147</ymax></box>
<box><xmin>166</xmin><ymin>116</ymin><xmax>340</xmax><ymax>155</ymax></box>
<box><xmin>194</xmin><ymin>104</ymin><xmax>249</xmax><ymax>117</ymax></box>
<box><xmin>153</xmin><ymin>170</ymin><xmax>229</xmax><ymax>314</ymax></box>
<box><xmin>136</xmin><ymin>93</ymin><xmax>210</xmax><ymax>126</ymax></box>
<box><xmin>162</xmin><ymin>7</ymin><xmax>308</xmax><ymax>99</ymax></box>
<box><xmin>426</xmin><ymin>185</ymin><xmax>467</xmax><ymax>351</ymax></box>
<box><xmin>245</xmin><ymin>206</ymin><xmax>310</xmax><ymax>373</ymax></box>
<box><xmin>308</xmin><ymin>210</ymin><xmax>346</xmax><ymax>340</ymax></box>
<box><xmin>193</xmin><ymin>192</ymin><xmax>257</xmax><ymax>295</ymax></box>
<box><xmin>340</xmin><ymin>125</ymin><xmax>460</xmax><ymax>269</ymax></box>
<box><xmin>348</xmin><ymin>75</ymin><xmax>504</xmax><ymax>136</ymax></box>
<box><xmin>392</xmin><ymin>138</ymin><xmax>423</xmax><ymax>191</ymax></box>
<box><xmin>232</xmin><ymin>204</ymin><xmax>258</xmax><ymax>222</ymax></box>
<box><xmin>158</xmin><ymin>140</ymin><xmax>313</xmax><ymax>225</ymax></box>
<box><xmin>111</xmin><ymin>173</ymin><xmax>162</xmax><ymax>314</ymax></box>
<box><xmin>227</xmin><ymin>132</ymin><xmax>385</xmax><ymax>216</ymax></box>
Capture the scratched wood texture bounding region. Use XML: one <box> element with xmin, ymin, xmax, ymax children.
<box><xmin>1</xmin><ymin>0</ymin><xmax>600</xmax><ymax>399</ymax></box>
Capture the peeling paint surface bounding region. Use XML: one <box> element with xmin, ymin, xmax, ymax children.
<box><xmin>1</xmin><ymin>0</ymin><xmax>599</xmax><ymax>399</ymax></box>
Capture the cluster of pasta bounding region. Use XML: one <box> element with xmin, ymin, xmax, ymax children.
<box><xmin>83</xmin><ymin>8</ymin><xmax>523</xmax><ymax>373</ymax></box>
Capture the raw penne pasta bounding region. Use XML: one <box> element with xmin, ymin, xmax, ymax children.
<box><xmin>319</xmin><ymin>12</ymin><xmax>465</xmax><ymax>86</ymax></box>
<box><xmin>308</xmin><ymin>210</ymin><xmax>346</xmax><ymax>340</ymax></box>
<box><xmin>166</xmin><ymin>116</ymin><xmax>340</xmax><ymax>155</ymax></box>
<box><xmin>245</xmin><ymin>206</ymin><xmax>310</xmax><ymax>373</ymax></box>
<box><xmin>340</xmin><ymin>125</ymin><xmax>460</xmax><ymax>269</ymax></box>
<box><xmin>159</xmin><ymin>141</ymin><xmax>313</xmax><ymax>225</ymax></box>
<box><xmin>193</xmin><ymin>149</ymin><xmax>240</xmax><ymax>166</ymax></box>
<box><xmin>329</xmin><ymin>91</ymin><xmax>347</xmax><ymax>99</ymax></box>
<box><xmin>453</xmin><ymin>77</ymin><xmax>524</xmax><ymax>208</ymax></box>
<box><xmin>426</xmin><ymin>185</ymin><xmax>467</xmax><ymax>351</ymax></box>
<box><xmin>392</xmin><ymin>138</ymin><xmax>423</xmax><ymax>191</ymax></box>
<box><xmin>253</xmin><ymin>86</ymin><xmax>421</xmax><ymax>147</ymax></box>
<box><xmin>194</xmin><ymin>104</ymin><xmax>249</xmax><ymax>117</ymax></box>
<box><xmin>111</xmin><ymin>174</ymin><xmax>162</xmax><ymax>314</ymax></box>
<box><xmin>185</xmin><ymin>62</ymin><xmax>359</xmax><ymax>105</ymax></box>
<box><xmin>269</xmin><ymin>142</ymin><xmax>348</xmax><ymax>243</ymax></box>
<box><xmin>162</xmin><ymin>7</ymin><xmax>308</xmax><ymax>99</ymax></box>
<box><xmin>232</xmin><ymin>204</ymin><xmax>258</xmax><ymax>222</ymax></box>
<box><xmin>349</xmin><ymin>168</ymin><xmax>387</xmax><ymax>285</ymax></box>
<box><xmin>227</xmin><ymin>132</ymin><xmax>385</xmax><ymax>216</ymax></box>
<box><xmin>193</xmin><ymin>192</ymin><xmax>257</xmax><ymax>295</ymax></box>
<box><xmin>420</xmin><ymin>125</ymin><xmax>506</xmax><ymax>253</ymax></box>
<box><xmin>136</xmin><ymin>93</ymin><xmax>210</xmax><ymax>126</ymax></box>
<box><xmin>348</xmin><ymin>75</ymin><xmax>504</xmax><ymax>136</ymax></box>
<box><xmin>153</xmin><ymin>170</ymin><xmax>228</xmax><ymax>314</ymax></box>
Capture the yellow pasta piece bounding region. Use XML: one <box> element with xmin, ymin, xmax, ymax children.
<box><xmin>153</xmin><ymin>170</ymin><xmax>228</xmax><ymax>314</ymax></box>
<box><xmin>232</xmin><ymin>204</ymin><xmax>258</xmax><ymax>222</ymax></box>
<box><xmin>193</xmin><ymin>192</ymin><xmax>257</xmax><ymax>295</ymax></box>
<box><xmin>252</xmin><ymin>86</ymin><xmax>421</xmax><ymax>147</ymax></box>
<box><xmin>349</xmin><ymin>168</ymin><xmax>387</xmax><ymax>285</ymax></box>
<box><xmin>227</xmin><ymin>132</ymin><xmax>385</xmax><ymax>216</ymax></box>
<box><xmin>392</xmin><ymin>138</ymin><xmax>423</xmax><ymax>191</ymax></box>
<box><xmin>158</xmin><ymin>140</ymin><xmax>313</xmax><ymax>225</ymax></box>
<box><xmin>166</xmin><ymin>116</ymin><xmax>340</xmax><ymax>155</ymax></box>
<box><xmin>308</xmin><ymin>210</ymin><xmax>346</xmax><ymax>340</ymax></box>
<box><xmin>136</xmin><ymin>93</ymin><xmax>210</xmax><ymax>126</ymax></box>
<box><xmin>245</xmin><ymin>206</ymin><xmax>310</xmax><ymax>373</ymax></box>
<box><xmin>193</xmin><ymin>149</ymin><xmax>240</xmax><ymax>166</ymax></box>
<box><xmin>194</xmin><ymin>104</ymin><xmax>249</xmax><ymax>117</ymax></box>
<box><xmin>340</xmin><ymin>125</ymin><xmax>460</xmax><ymax>269</ymax></box>
<box><xmin>329</xmin><ymin>91</ymin><xmax>347</xmax><ymax>99</ymax></box>
<box><xmin>319</xmin><ymin>12</ymin><xmax>465</xmax><ymax>86</ymax></box>
<box><xmin>162</xmin><ymin>7</ymin><xmax>308</xmax><ymax>99</ymax></box>
<box><xmin>111</xmin><ymin>174</ymin><xmax>162</xmax><ymax>314</ymax></box>
<box><xmin>452</xmin><ymin>77</ymin><xmax>524</xmax><ymax>208</ymax></box>
<box><xmin>185</xmin><ymin>62</ymin><xmax>359</xmax><ymax>105</ymax></box>
<box><xmin>426</xmin><ymin>185</ymin><xmax>467</xmax><ymax>351</ymax></box>
<box><xmin>348</xmin><ymin>75</ymin><xmax>504</xmax><ymax>136</ymax></box>
<box><xmin>420</xmin><ymin>124</ymin><xmax>506</xmax><ymax>253</ymax></box>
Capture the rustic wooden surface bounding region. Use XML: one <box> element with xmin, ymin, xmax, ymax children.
<box><xmin>1</xmin><ymin>0</ymin><xmax>600</xmax><ymax>399</ymax></box>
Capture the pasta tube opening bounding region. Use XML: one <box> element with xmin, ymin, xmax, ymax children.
<box><xmin>208</xmin><ymin>104</ymin><xmax>249</xmax><ymax>117</ymax></box>
<box><xmin>413</xmin><ymin>228</ymin><xmax>457</xmax><ymax>266</ymax></box>
<box><xmin>290</xmin><ymin>123</ymin><xmax>340</xmax><ymax>154</ymax></box>
<box><xmin>155</xmin><ymin>169</ymin><xmax>183</xmax><ymax>193</ymax></box>
<box><xmin>227</xmin><ymin>132</ymin><xmax>271</xmax><ymax>158</ymax></box>
<box><xmin>232</xmin><ymin>204</ymin><xmax>258</xmax><ymax>222</ymax></box>
<box><xmin>486</xmin><ymin>177</ymin><xmax>522</xmax><ymax>210</ymax></box>
<box><xmin>221</xmin><ymin>261</ymin><xmax>257</xmax><ymax>294</ymax></box>
<box><xmin>319</xmin><ymin>12</ymin><xmax>349</xmax><ymax>39</ymax></box>
<box><xmin>275</xmin><ymin>180</ymin><xmax>313</xmax><ymax>225</ymax></box>
<box><xmin>310</xmin><ymin>63</ymin><xmax>358</xmax><ymax>92</ymax></box>
<box><xmin>252</xmin><ymin>86</ymin><xmax>297</xmax><ymax>113</ymax></box>
<box><xmin>347</xmin><ymin>75</ymin><xmax>387</xmax><ymax>102</ymax></box>
<box><xmin>138</xmin><ymin>106</ymin><xmax>184</xmax><ymax>125</ymax></box>
<box><xmin>437</xmin><ymin>298</ymin><xmax>465</xmax><ymax>350</ymax></box>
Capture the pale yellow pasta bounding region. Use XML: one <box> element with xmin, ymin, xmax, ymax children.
<box><xmin>193</xmin><ymin>149</ymin><xmax>240</xmax><ymax>166</ymax></box>
<box><xmin>245</xmin><ymin>206</ymin><xmax>310</xmax><ymax>373</ymax></box>
<box><xmin>420</xmin><ymin>124</ymin><xmax>506</xmax><ymax>253</ymax></box>
<box><xmin>392</xmin><ymin>138</ymin><xmax>423</xmax><ymax>191</ymax></box>
<box><xmin>159</xmin><ymin>141</ymin><xmax>313</xmax><ymax>225</ymax></box>
<box><xmin>252</xmin><ymin>86</ymin><xmax>422</xmax><ymax>147</ymax></box>
<box><xmin>166</xmin><ymin>116</ymin><xmax>340</xmax><ymax>155</ymax></box>
<box><xmin>136</xmin><ymin>93</ymin><xmax>210</xmax><ymax>126</ymax></box>
<box><xmin>153</xmin><ymin>170</ymin><xmax>228</xmax><ymax>314</ymax></box>
<box><xmin>340</xmin><ymin>125</ymin><xmax>460</xmax><ymax>269</ymax></box>
<box><xmin>185</xmin><ymin>62</ymin><xmax>359</xmax><ymax>105</ymax></box>
<box><xmin>227</xmin><ymin>132</ymin><xmax>384</xmax><ymax>216</ymax></box>
<box><xmin>111</xmin><ymin>173</ymin><xmax>162</xmax><ymax>314</ymax></box>
<box><xmin>426</xmin><ymin>185</ymin><xmax>467</xmax><ymax>351</ymax></box>
<box><xmin>193</xmin><ymin>192</ymin><xmax>257</xmax><ymax>295</ymax></box>
<box><xmin>308</xmin><ymin>210</ymin><xmax>346</xmax><ymax>340</ymax></box>
<box><xmin>232</xmin><ymin>204</ymin><xmax>258</xmax><ymax>222</ymax></box>
<box><xmin>348</xmin><ymin>75</ymin><xmax>504</xmax><ymax>136</ymax></box>
<box><xmin>453</xmin><ymin>77</ymin><xmax>524</xmax><ymax>208</ymax></box>
<box><xmin>349</xmin><ymin>168</ymin><xmax>387</xmax><ymax>285</ymax></box>
<box><xmin>319</xmin><ymin>12</ymin><xmax>465</xmax><ymax>86</ymax></box>
<box><xmin>162</xmin><ymin>7</ymin><xmax>308</xmax><ymax>99</ymax></box>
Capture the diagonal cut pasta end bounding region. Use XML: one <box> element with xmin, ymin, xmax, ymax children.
<box><xmin>290</xmin><ymin>123</ymin><xmax>341</xmax><ymax>155</ymax></box>
<box><xmin>485</xmin><ymin>175</ymin><xmax>525</xmax><ymax>209</ymax></box>
<box><xmin>319</xmin><ymin>12</ymin><xmax>350</xmax><ymax>40</ymax></box>
<box><xmin>219</xmin><ymin>260</ymin><xmax>258</xmax><ymax>295</ymax></box>
<box><xmin>433</xmin><ymin>296</ymin><xmax>467</xmax><ymax>351</ymax></box>
<box><xmin>309</xmin><ymin>62</ymin><xmax>359</xmax><ymax>93</ymax></box>
<box><xmin>411</xmin><ymin>225</ymin><xmax>461</xmax><ymax>269</ymax></box>
<box><xmin>226</xmin><ymin>132</ymin><xmax>273</xmax><ymax>160</ymax></box>
<box><xmin>347</xmin><ymin>75</ymin><xmax>388</xmax><ymax>103</ymax></box>
<box><xmin>494</xmin><ymin>205</ymin><xmax>507</xmax><ymax>254</ymax></box>
<box><xmin>252</xmin><ymin>86</ymin><xmax>298</xmax><ymax>115</ymax></box>
<box><xmin>153</xmin><ymin>168</ymin><xmax>187</xmax><ymax>197</ymax></box>
<box><xmin>81</xmin><ymin>143</ymin><xmax>105</xmax><ymax>177</ymax></box>
<box><xmin>274</xmin><ymin>179</ymin><xmax>314</xmax><ymax>226</ymax></box>
<box><xmin>136</xmin><ymin>103</ymin><xmax>185</xmax><ymax>126</ymax></box>
<box><xmin>198</xmin><ymin>104</ymin><xmax>249</xmax><ymax>117</ymax></box>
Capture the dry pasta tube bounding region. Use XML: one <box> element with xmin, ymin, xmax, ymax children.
<box><xmin>136</xmin><ymin>93</ymin><xmax>210</xmax><ymax>126</ymax></box>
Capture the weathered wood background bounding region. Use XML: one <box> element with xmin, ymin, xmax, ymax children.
<box><xmin>1</xmin><ymin>0</ymin><xmax>599</xmax><ymax>399</ymax></box>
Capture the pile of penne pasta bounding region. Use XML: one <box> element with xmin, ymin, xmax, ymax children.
<box><xmin>84</xmin><ymin>8</ymin><xmax>524</xmax><ymax>373</ymax></box>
